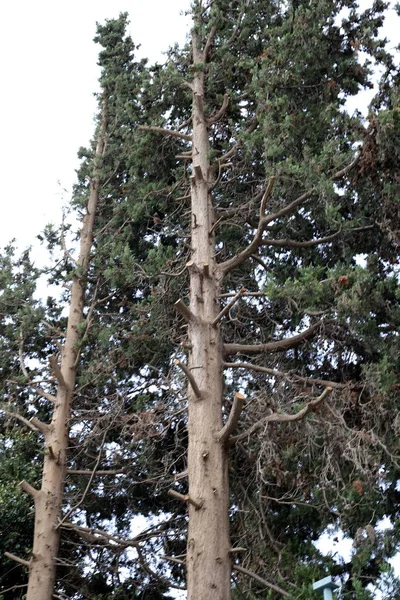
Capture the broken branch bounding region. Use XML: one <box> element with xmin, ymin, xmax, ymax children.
<box><xmin>137</xmin><ymin>124</ymin><xmax>192</xmax><ymax>142</ymax></box>
<box><xmin>230</xmin><ymin>387</ymin><xmax>333</xmax><ymax>444</ymax></box>
<box><xmin>217</xmin><ymin>392</ymin><xmax>245</xmax><ymax>444</ymax></box>
<box><xmin>174</xmin><ymin>299</ymin><xmax>195</xmax><ymax>322</ymax></box>
<box><xmin>175</xmin><ymin>360</ymin><xmax>202</xmax><ymax>399</ymax></box>
<box><xmin>212</xmin><ymin>287</ymin><xmax>246</xmax><ymax>327</ymax></box>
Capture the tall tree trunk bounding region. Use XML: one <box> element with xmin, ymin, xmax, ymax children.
<box><xmin>186</xmin><ymin>27</ymin><xmax>232</xmax><ymax>600</ymax></box>
<box><xmin>24</xmin><ymin>92</ymin><xmax>107</xmax><ymax>600</ymax></box>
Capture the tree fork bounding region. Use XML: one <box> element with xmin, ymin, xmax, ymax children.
<box><xmin>24</xmin><ymin>90</ymin><xmax>108</xmax><ymax>600</ymax></box>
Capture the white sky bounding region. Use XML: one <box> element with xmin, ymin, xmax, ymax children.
<box><xmin>0</xmin><ymin>0</ymin><xmax>191</xmax><ymax>252</ymax></box>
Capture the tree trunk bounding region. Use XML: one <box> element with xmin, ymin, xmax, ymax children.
<box><xmin>186</xmin><ymin>28</ymin><xmax>232</xmax><ymax>600</ymax></box>
<box><xmin>25</xmin><ymin>92</ymin><xmax>107</xmax><ymax>600</ymax></box>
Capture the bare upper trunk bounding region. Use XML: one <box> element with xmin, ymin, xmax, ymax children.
<box><xmin>25</xmin><ymin>93</ymin><xmax>107</xmax><ymax>600</ymax></box>
<box><xmin>186</xmin><ymin>29</ymin><xmax>231</xmax><ymax>600</ymax></box>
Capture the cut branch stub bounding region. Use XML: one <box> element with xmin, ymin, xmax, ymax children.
<box><xmin>174</xmin><ymin>299</ymin><xmax>195</xmax><ymax>323</ymax></box>
<box><xmin>217</xmin><ymin>392</ymin><xmax>245</xmax><ymax>444</ymax></box>
<box><xmin>19</xmin><ymin>480</ymin><xmax>38</xmax><ymax>498</ymax></box>
<box><xmin>168</xmin><ymin>488</ymin><xmax>203</xmax><ymax>510</ymax></box>
<box><xmin>4</xmin><ymin>551</ymin><xmax>31</xmax><ymax>568</ymax></box>
<box><xmin>174</xmin><ymin>360</ymin><xmax>202</xmax><ymax>399</ymax></box>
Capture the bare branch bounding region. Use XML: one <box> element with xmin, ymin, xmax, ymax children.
<box><xmin>223</xmin><ymin>361</ymin><xmax>356</xmax><ymax>390</ymax></box>
<box><xmin>30</xmin><ymin>417</ymin><xmax>50</xmax><ymax>435</ymax></box>
<box><xmin>57</xmin><ymin>430</ymin><xmax>107</xmax><ymax>528</ymax></box>
<box><xmin>207</xmin><ymin>94</ymin><xmax>230</xmax><ymax>125</ymax></box>
<box><xmin>175</xmin><ymin>360</ymin><xmax>202</xmax><ymax>399</ymax></box>
<box><xmin>233</xmin><ymin>565</ymin><xmax>289</xmax><ymax>597</ymax></box>
<box><xmin>4</xmin><ymin>552</ymin><xmax>31</xmax><ymax>568</ymax></box>
<box><xmin>264</xmin><ymin>229</ymin><xmax>341</xmax><ymax>248</ymax></box>
<box><xmin>260</xmin><ymin>176</ymin><xmax>276</xmax><ymax>217</ymax></box>
<box><xmin>0</xmin><ymin>406</ymin><xmax>40</xmax><ymax>432</ymax></box>
<box><xmin>217</xmin><ymin>393</ymin><xmax>245</xmax><ymax>444</ymax></box>
<box><xmin>231</xmin><ymin>387</ymin><xmax>333</xmax><ymax>444</ymax></box>
<box><xmin>18</xmin><ymin>343</ymin><xmax>56</xmax><ymax>404</ymax></box>
<box><xmin>137</xmin><ymin>124</ymin><xmax>192</xmax><ymax>142</ymax></box>
<box><xmin>224</xmin><ymin>321</ymin><xmax>326</xmax><ymax>356</ymax></box>
<box><xmin>212</xmin><ymin>287</ymin><xmax>246</xmax><ymax>326</ymax></box>
<box><xmin>332</xmin><ymin>154</ymin><xmax>360</xmax><ymax>180</ymax></box>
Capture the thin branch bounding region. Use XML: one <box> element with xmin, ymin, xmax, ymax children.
<box><xmin>260</xmin><ymin>176</ymin><xmax>276</xmax><ymax>217</ymax></box>
<box><xmin>233</xmin><ymin>565</ymin><xmax>289</xmax><ymax>597</ymax></box>
<box><xmin>175</xmin><ymin>360</ymin><xmax>202</xmax><ymax>399</ymax></box>
<box><xmin>57</xmin><ymin>430</ymin><xmax>107</xmax><ymax>528</ymax></box>
<box><xmin>66</xmin><ymin>469</ymin><xmax>125</xmax><ymax>475</ymax></box>
<box><xmin>136</xmin><ymin>543</ymin><xmax>187</xmax><ymax>591</ymax></box>
<box><xmin>264</xmin><ymin>230</ymin><xmax>341</xmax><ymax>248</ymax></box>
<box><xmin>230</xmin><ymin>387</ymin><xmax>333</xmax><ymax>444</ymax></box>
<box><xmin>18</xmin><ymin>343</ymin><xmax>56</xmax><ymax>404</ymax></box>
<box><xmin>332</xmin><ymin>154</ymin><xmax>360</xmax><ymax>179</ymax></box>
<box><xmin>0</xmin><ymin>406</ymin><xmax>40</xmax><ymax>432</ymax></box>
<box><xmin>137</xmin><ymin>124</ymin><xmax>192</xmax><ymax>142</ymax></box>
<box><xmin>224</xmin><ymin>320</ymin><xmax>327</xmax><ymax>356</ymax></box>
<box><xmin>0</xmin><ymin>583</ymin><xmax>28</xmax><ymax>595</ymax></box>
<box><xmin>4</xmin><ymin>552</ymin><xmax>31</xmax><ymax>568</ymax></box>
<box><xmin>217</xmin><ymin>392</ymin><xmax>245</xmax><ymax>444</ymax></box>
<box><xmin>207</xmin><ymin>94</ymin><xmax>230</xmax><ymax>125</ymax></box>
<box><xmin>161</xmin><ymin>555</ymin><xmax>185</xmax><ymax>565</ymax></box>
<box><xmin>212</xmin><ymin>288</ymin><xmax>246</xmax><ymax>326</ymax></box>
<box><xmin>223</xmin><ymin>361</ymin><xmax>356</xmax><ymax>390</ymax></box>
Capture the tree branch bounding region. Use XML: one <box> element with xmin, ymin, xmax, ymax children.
<box><xmin>175</xmin><ymin>360</ymin><xmax>202</xmax><ymax>399</ymax></box>
<box><xmin>19</xmin><ymin>479</ymin><xmax>39</xmax><ymax>497</ymax></box>
<box><xmin>212</xmin><ymin>287</ymin><xmax>246</xmax><ymax>326</ymax></box>
<box><xmin>224</xmin><ymin>321</ymin><xmax>326</xmax><ymax>356</ymax></box>
<box><xmin>223</xmin><ymin>361</ymin><xmax>356</xmax><ymax>390</ymax></box>
<box><xmin>217</xmin><ymin>392</ymin><xmax>245</xmax><ymax>444</ymax></box>
<box><xmin>137</xmin><ymin>124</ymin><xmax>192</xmax><ymax>142</ymax></box>
<box><xmin>174</xmin><ymin>299</ymin><xmax>195</xmax><ymax>322</ymax></box>
<box><xmin>230</xmin><ymin>387</ymin><xmax>333</xmax><ymax>444</ymax></box>
<box><xmin>233</xmin><ymin>565</ymin><xmax>289</xmax><ymax>597</ymax></box>
<box><xmin>207</xmin><ymin>94</ymin><xmax>230</xmax><ymax>125</ymax></box>
<box><xmin>49</xmin><ymin>355</ymin><xmax>67</xmax><ymax>388</ymax></box>
<box><xmin>4</xmin><ymin>552</ymin><xmax>31</xmax><ymax>568</ymax></box>
<box><xmin>168</xmin><ymin>488</ymin><xmax>203</xmax><ymax>510</ymax></box>
<box><xmin>0</xmin><ymin>406</ymin><xmax>40</xmax><ymax>432</ymax></box>
<box><xmin>263</xmin><ymin>229</ymin><xmax>341</xmax><ymax>248</ymax></box>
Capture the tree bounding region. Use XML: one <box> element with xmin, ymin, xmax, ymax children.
<box><xmin>2</xmin><ymin>2</ymin><xmax>400</xmax><ymax>599</ymax></box>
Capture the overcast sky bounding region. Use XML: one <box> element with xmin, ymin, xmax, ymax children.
<box><xmin>0</xmin><ymin>0</ymin><xmax>191</xmax><ymax>252</ymax></box>
<box><xmin>0</xmin><ymin>0</ymin><xmax>398</xmax><ymax>256</ymax></box>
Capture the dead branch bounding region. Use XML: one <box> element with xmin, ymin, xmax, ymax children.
<box><xmin>230</xmin><ymin>387</ymin><xmax>333</xmax><ymax>444</ymax></box>
<box><xmin>4</xmin><ymin>552</ymin><xmax>31</xmax><ymax>568</ymax></box>
<box><xmin>217</xmin><ymin>392</ymin><xmax>245</xmax><ymax>444</ymax></box>
<box><xmin>212</xmin><ymin>288</ymin><xmax>246</xmax><ymax>326</ymax></box>
<box><xmin>224</xmin><ymin>320</ymin><xmax>326</xmax><ymax>356</ymax></box>
<box><xmin>57</xmin><ymin>430</ymin><xmax>107</xmax><ymax>528</ymax></box>
<box><xmin>233</xmin><ymin>564</ymin><xmax>289</xmax><ymax>597</ymax></box>
<box><xmin>207</xmin><ymin>94</ymin><xmax>230</xmax><ymax>125</ymax></box>
<box><xmin>0</xmin><ymin>406</ymin><xmax>40</xmax><ymax>432</ymax></box>
<box><xmin>260</xmin><ymin>176</ymin><xmax>276</xmax><ymax>217</ymax></box>
<box><xmin>223</xmin><ymin>361</ymin><xmax>355</xmax><ymax>390</ymax></box>
<box><xmin>175</xmin><ymin>360</ymin><xmax>202</xmax><ymax>399</ymax></box>
<box><xmin>137</xmin><ymin>124</ymin><xmax>192</xmax><ymax>142</ymax></box>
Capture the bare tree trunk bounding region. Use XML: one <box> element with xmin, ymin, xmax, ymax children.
<box><xmin>24</xmin><ymin>92</ymin><xmax>107</xmax><ymax>600</ymax></box>
<box><xmin>185</xmin><ymin>27</ymin><xmax>232</xmax><ymax>600</ymax></box>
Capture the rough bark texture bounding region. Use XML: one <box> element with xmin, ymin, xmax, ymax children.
<box><xmin>186</xmin><ymin>28</ymin><xmax>232</xmax><ymax>600</ymax></box>
<box><xmin>25</xmin><ymin>94</ymin><xmax>107</xmax><ymax>600</ymax></box>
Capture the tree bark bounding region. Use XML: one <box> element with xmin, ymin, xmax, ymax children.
<box><xmin>25</xmin><ymin>92</ymin><xmax>107</xmax><ymax>600</ymax></box>
<box><xmin>185</xmin><ymin>25</ymin><xmax>232</xmax><ymax>600</ymax></box>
